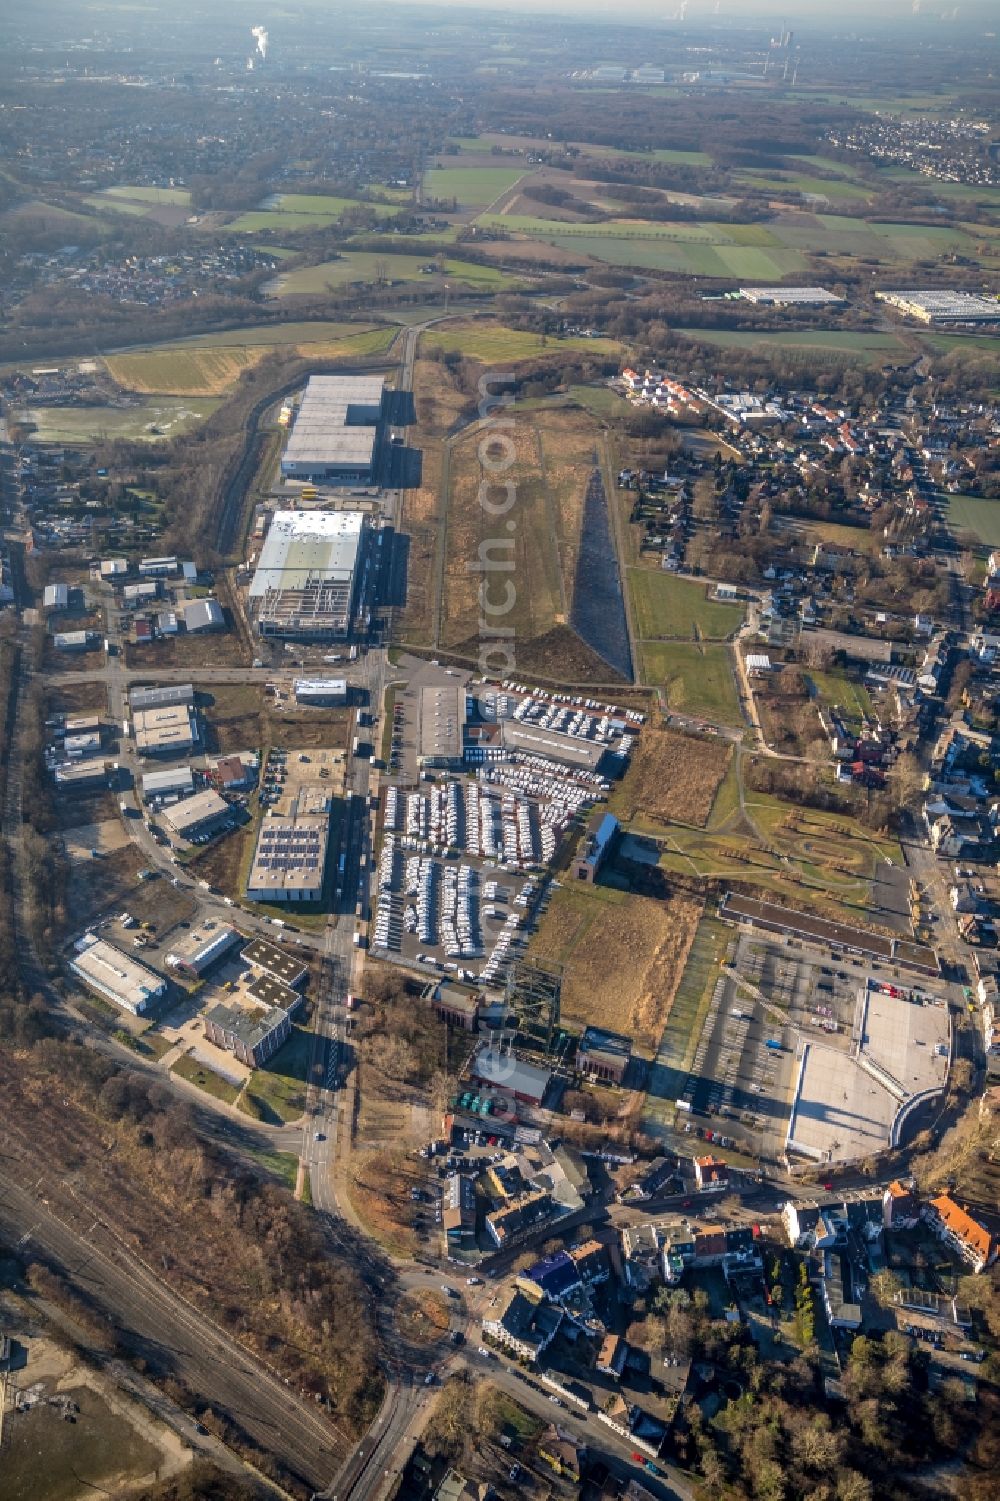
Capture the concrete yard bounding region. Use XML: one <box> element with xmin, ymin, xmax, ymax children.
<box><xmin>62</xmin><ymin>818</ymin><xmax>131</xmax><ymax>862</ymax></box>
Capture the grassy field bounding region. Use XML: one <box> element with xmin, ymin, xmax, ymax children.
<box><xmin>225</xmin><ymin>194</ymin><xmax>402</xmax><ymax>232</ymax></box>
<box><xmin>676</xmin><ymin>328</ymin><xmax>911</xmax><ymax>364</ymax></box>
<box><xmin>423</xmin><ymin>320</ymin><xmax>619</xmax><ymax>363</ymax></box>
<box><xmin>171</xmin><ymin>1053</ymin><xmax>240</xmax><ymax>1104</ymax></box>
<box><xmin>946</xmin><ymin>494</ymin><xmax>1000</xmax><ymax>546</ymax></box>
<box><xmin>641</xmin><ymin>641</ymin><xmax>743</xmax><ymax>725</ymax></box>
<box><xmin>630</xmin><ymin>570</ymin><xmax>745</xmax><ymax>640</ymax></box>
<box><xmin>736</xmin><ymin>169</ymin><xmax>873</xmax><ymax>201</ymax></box>
<box><xmin>238</xmin><ymin>1024</ymin><xmax>312</xmax><ymax>1124</ymax></box>
<box><xmin>644</xmin><ymin>913</ymin><xmax>729</xmax><ymax>1120</ymax></box>
<box><xmin>23</xmin><ymin>398</ymin><xmax>220</xmax><ymax>443</ymax></box>
<box><xmin>105</xmin><ymin>324</ymin><xmax>396</xmax><ymax>395</ymax></box>
<box><xmin>270</xmin><ymin>251</ymin><xmax>514</xmax><ymax>295</ymax></box>
<box><xmin>609</xmin><ymin>726</ymin><xmax>733</xmax><ymax>830</ymax></box>
<box><xmin>529</xmin><ymin>881</ymin><xmax>703</xmax><ymax>1051</ymax></box>
<box><xmin>423</xmin><ymin>165</ymin><xmax>525</xmax><ymax>208</ymax></box>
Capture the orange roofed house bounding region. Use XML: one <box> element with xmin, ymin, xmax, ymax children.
<box><xmin>924</xmin><ymin>1194</ymin><xmax>997</xmax><ymax>1273</ymax></box>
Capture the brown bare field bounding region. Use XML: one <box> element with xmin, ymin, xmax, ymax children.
<box><xmin>609</xmin><ymin>727</ymin><xmax>732</xmax><ymax>829</ymax></box>
<box><xmin>199</xmin><ymin>684</ymin><xmax>351</xmax><ymax>757</ymax></box>
<box><xmin>347</xmin><ymin>1148</ymin><xmax>422</xmax><ymax>1259</ymax></box>
<box><xmin>531</xmin><ymin>885</ymin><xmax>703</xmax><ymax>1050</ymax></box>
<box><xmin>125</xmin><ymin>627</ymin><xmax>250</xmax><ymax>670</ymax></box>
<box><xmin>47</xmin><ymin>679</ymin><xmax>109</xmax><ymax>716</ymax></box>
<box><xmin>65</xmin><ymin>842</ymin><xmax>197</xmax><ymax>936</ymax></box>
<box><xmin>397</xmin><ymin>357</ymin><xmax>472</xmax><ymax>645</ymax></box>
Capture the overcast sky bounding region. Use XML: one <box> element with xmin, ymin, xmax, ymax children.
<box><xmin>372</xmin><ymin>0</ymin><xmax>996</xmax><ymax>22</ymax></box>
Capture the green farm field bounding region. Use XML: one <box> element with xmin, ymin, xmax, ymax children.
<box><xmin>23</xmin><ymin>398</ymin><xmax>220</xmax><ymax>443</ymax></box>
<box><xmin>422</xmin><ymin>321</ymin><xmax>619</xmax><ymax>363</ymax></box>
<box><xmin>270</xmin><ymin>251</ymin><xmax>515</xmax><ymax>295</ymax></box>
<box><xmin>641</xmin><ymin>640</ymin><xmax>742</xmax><ymax>725</ymax></box>
<box><xmin>224</xmin><ymin>194</ymin><xmax>401</xmax><ymax>232</ymax></box>
<box><xmin>105</xmin><ymin>324</ymin><xmax>396</xmax><ymax>395</ymax></box>
<box><xmin>423</xmin><ymin>165</ymin><xmax>525</xmax><ymax>207</ymax></box>
<box><xmin>677</xmin><ymin>328</ymin><xmax>911</xmax><ymax>363</ymax></box>
<box><xmin>630</xmin><ymin>569</ymin><xmax>745</xmax><ymax>640</ymax></box>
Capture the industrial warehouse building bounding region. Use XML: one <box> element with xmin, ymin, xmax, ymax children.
<box><xmin>876</xmin><ymin>289</ymin><xmax>1000</xmax><ymax>325</ymax></box>
<box><xmin>130</xmin><ymin>683</ymin><xmax>195</xmax><ymax>713</ymax></box>
<box><xmin>739</xmin><ymin>286</ymin><xmax>843</xmax><ymax>306</ymax></box>
<box><xmin>248</xmin><ymin>509</ymin><xmax>368</xmax><ymax>640</ymax></box>
<box><xmin>70</xmin><ymin>935</ymin><xmax>166</xmax><ymax>1015</ymax></box>
<box><xmin>294</xmin><ymin>677</ymin><xmax>348</xmax><ymax>706</ymax></box>
<box><xmin>280</xmin><ymin>375</ymin><xmax>386</xmax><ymax>483</ymax></box>
<box><xmin>142</xmin><ymin>765</ymin><xmax>195</xmax><ymax>805</ymax></box>
<box><xmin>133</xmin><ymin>704</ymin><xmax>198</xmax><ymax>756</ymax></box>
<box><xmin>160</xmin><ymin>788</ymin><xmax>231</xmax><ymax>841</ymax></box>
<box><xmin>165</xmin><ymin>921</ymin><xmax>242</xmax><ymax>979</ymax></box>
<box><xmin>183</xmin><ymin>598</ymin><xmax>225</xmax><ymax>633</ymax></box>
<box><xmin>245</xmin><ymin>811</ymin><xmax>331</xmax><ymax>903</ymax></box>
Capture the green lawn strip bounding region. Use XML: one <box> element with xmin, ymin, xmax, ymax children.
<box><xmin>171</xmin><ymin>1053</ymin><xmax>240</xmax><ymax>1104</ymax></box>
<box><xmin>946</xmin><ymin>493</ymin><xmax>1000</xmax><ymax>546</ymax></box>
<box><xmin>237</xmin><ymin>1025</ymin><xmax>313</xmax><ymax>1125</ymax></box>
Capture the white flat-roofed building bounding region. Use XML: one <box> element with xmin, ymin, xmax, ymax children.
<box><xmin>249</xmin><ymin>509</ymin><xmax>367</xmax><ymax>640</ymax></box>
<box><xmin>419</xmin><ymin>683</ymin><xmax>466</xmax><ymax>769</ymax></box>
<box><xmin>739</xmin><ymin>286</ymin><xmax>844</xmax><ymax>306</ymax></box>
<box><xmin>53</xmin><ymin>630</ymin><xmax>98</xmax><ymax>651</ymax></box>
<box><xmin>130</xmin><ymin>683</ymin><xmax>194</xmax><ymax>713</ymax></box>
<box><xmin>100</xmin><ymin>558</ymin><xmax>128</xmax><ymax>581</ymax></box>
<box><xmin>876</xmin><ymin>289</ymin><xmax>1000</xmax><ymax>325</ymax></box>
<box><xmin>280</xmin><ymin>374</ymin><xmax>385</xmax><ymax>483</ymax></box>
<box><xmin>64</xmin><ymin>731</ymin><xmax>102</xmax><ymax>756</ymax></box>
<box><xmin>44</xmin><ymin>583</ymin><xmax>69</xmax><ymax>610</ymax></box>
<box><xmin>123</xmin><ymin>581</ymin><xmax>160</xmax><ymax>606</ymax></box>
<box><xmin>142</xmin><ymin>765</ymin><xmax>195</xmax><ymax>804</ymax></box>
<box><xmin>501</xmin><ymin>720</ymin><xmax>605</xmax><ymax>772</ymax></box>
<box><xmin>246</xmin><ymin>812</ymin><xmax>330</xmax><ymax>903</ymax></box>
<box><xmin>294</xmin><ymin>677</ymin><xmax>348</xmax><ymax>705</ymax></box>
<box><xmin>161</xmin><ymin>788</ymin><xmax>230</xmax><ymax>840</ymax></box>
<box><xmin>165</xmin><ymin>921</ymin><xmax>242</xmax><ymax>979</ymax></box>
<box><xmin>70</xmin><ymin>935</ymin><xmax>166</xmax><ymax>1015</ymax></box>
<box><xmin>183</xmin><ymin>598</ymin><xmax>225</xmax><ymax>633</ymax></box>
<box><xmin>54</xmin><ymin>760</ymin><xmax>111</xmax><ymax>789</ymax></box>
<box><xmin>139</xmin><ymin>556</ymin><xmax>179</xmax><ymax>577</ymax></box>
<box><xmin>133</xmin><ymin>704</ymin><xmax>198</xmax><ymax>756</ymax></box>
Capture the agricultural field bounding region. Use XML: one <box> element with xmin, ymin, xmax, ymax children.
<box><xmin>529</xmin><ymin>881</ymin><xmax>703</xmax><ymax>1051</ymax></box>
<box><xmin>268</xmin><ymin>251</ymin><xmax>515</xmax><ymax>296</ymax></box>
<box><xmin>609</xmin><ymin>726</ymin><xmax>733</xmax><ymax>830</ymax></box>
<box><xmin>640</xmin><ymin>641</ymin><xmax>743</xmax><ymax>726</ymax></box>
<box><xmin>224</xmin><ymin>193</ymin><xmax>402</xmax><ymax>232</ymax></box>
<box><xmin>423</xmin><ymin>164</ymin><xmax>525</xmax><ymax>208</ymax></box>
<box><xmin>629</xmin><ymin>569</ymin><xmax>745</xmax><ymax>640</ymax></box>
<box><xmin>22</xmin><ymin>398</ymin><xmax>219</xmax><ymax>443</ymax></box>
<box><xmin>676</xmin><ymin>328</ymin><xmax>912</xmax><ymax>364</ymax></box>
<box><xmin>87</xmin><ymin>184</ymin><xmax>193</xmax><ymax>217</ymax></box>
<box><xmin>422</xmin><ymin>320</ymin><xmax>619</xmax><ymax>364</ymax></box>
<box><xmin>104</xmin><ymin>324</ymin><xmax>396</xmax><ymax>395</ymax></box>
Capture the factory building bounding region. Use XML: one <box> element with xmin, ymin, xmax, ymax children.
<box><xmin>418</xmin><ymin>683</ymin><xmax>466</xmax><ymax>769</ymax></box>
<box><xmin>142</xmin><ymin>765</ymin><xmax>195</xmax><ymax>805</ymax></box>
<box><xmin>248</xmin><ymin>509</ymin><xmax>368</xmax><ymax>641</ymax></box>
<box><xmin>130</xmin><ymin>683</ymin><xmax>195</xmax><ymax>713</ymax></box>
<box><xmin>183</xmin><ymin>598</ymin><xmax>226</xmax><ymax>633</ymax></box>
<box><xmin>876</xmin><ymin>289</ymin><xmax>1000</xmax><ymax>325</ymax></box>
<box><xmin>245</xmin><ymin>812</ymin><xmax>330</xmax><ymax>903</ymax></box>
<box><xmin>577</xmin><ymin>1025</ymin><xmax>632</xmax><ymax>1084</ymax></box>
<box><xmin>53</xmin><ymin>630</ymin><xmax>99</xmax><ymax>652</ymax></box>
<box><xmin>133</xmin><ymin>704</ymin><xmax>198</xmax><ymax>756</ymax></box>
<box><xmin>70</xmin><ymin>935</ymin><xmax>166</xmax><ymax>1015</ymax></box>
<box><xmin>160</xmin><ymin>788</ymin><xmax>231</xmax><ymax>841</ymax></box>
<box><xmin>294</xmin><ymin>678</ymin><xmax>348</xmax><ymax>706</ymax></box>
<box><xmin>280</xmin><ymin>375</ymin><xmax>386</xmax><ymax>483</ymax></box>
<box><xmin>739</xmin><ymin>286</ymin><xmax>843</xmax><ymax>306</ymax></box>
<box><xmin>43</xmin><ymin>583</ymin><xmax>69</xmax><ymax>610</ymax></box>
<box><xmin>165</xmin><ymin>922</ymin><xmax>242</xmax><ymax>979</ymax></box>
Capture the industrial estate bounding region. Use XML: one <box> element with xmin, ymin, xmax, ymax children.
<box><xmin>0</xmin><ymin>7</ymin><xmax>997</xmax><ymax>1501</ymax></box>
